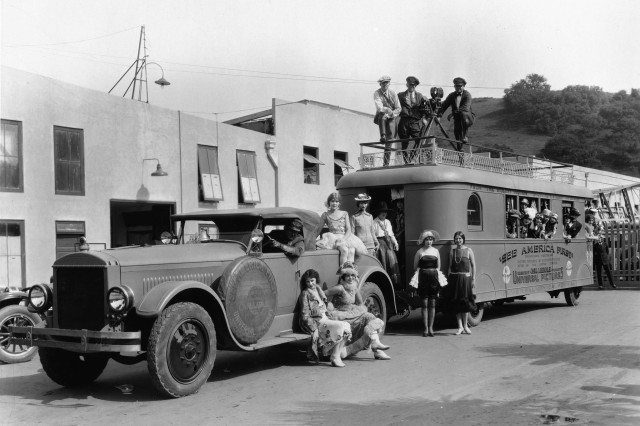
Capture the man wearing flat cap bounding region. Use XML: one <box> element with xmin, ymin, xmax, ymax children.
<box><xmin>373</xmin><ymin>76</ymin><xmax>401</xmax><ymax>166</ymax></box>
<box><xmin>439</xmin><ymin>77</ymin><xmax>475</xmax><ymax>150</ymax></box>
<box><xmin>398</xmin><ymin>76</ymin><xmax>428</xmax><ymax>160</ymax></box>
<box><xmin>264</xmin><ymin>218</ymin><xmax>305</xmax><ymax>257</ymax></box>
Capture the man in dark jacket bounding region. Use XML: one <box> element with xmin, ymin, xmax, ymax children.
<box><xmin>264</xmin><ymin>218</ymin><xmax>305</xmax><ymax>257</ymax></box>
<box><xmin>439</xmin><ymin>77</ymin><xmax>475</xmax><ymax>149</ymax></box>
<box><xmin>397</xmin><ymin>76</ymin><xmax>427</xmax><ymax>159</ymax></box>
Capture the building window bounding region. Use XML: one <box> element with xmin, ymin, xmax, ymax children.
<box><xmin>303</xmin><ymin>146</ymin><xmax>323</xmax><ymax>185</ymax></box>
<box><xmin>1</xmin><ymin>120</ymin><xmax>23</xmax><ymax>192</ymax></box>
<box><xmin>0</xmin><ymin>220</ymin><xmax>25</xmax><ymax>289</ymax></box>
<box><xmin>334</xmin><ymin>151</ymin><xmax>353</xmax><ymax>186</ymax></box>
<box><xmin>237</xmin><ymin>150</ymin><xmax>260</xmax><ymax>204</ymax></box>
<box><xmin>198</xmin><ymin>145</ymin><xmax>223</xmax><ymax>201</ymax></box>
<box><xmin>55</xmin><ymin>221</ymin><xmax>86</xmax><ymax>259</ymax></box>
<box><xmin>54</xmin><ymin>126</ymin><xmax>85</xmax><ymax>195</ymax></box>
<box><xmin>467</xmin><ymin>193</ymin><xmax>482</xmax><ymax>230</ymax></box>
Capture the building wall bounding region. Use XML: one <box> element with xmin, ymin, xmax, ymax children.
<box><xmin>0</xmin><ymin>67</ymin><xmax>274</xmax><ymax>285</ymax></box>
<box><xmin>272</xmin><ymin>99</ymin><xmax>378</xmax><ymax>211</ymax></box>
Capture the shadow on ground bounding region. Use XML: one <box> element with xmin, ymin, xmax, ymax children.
<box><xmin>479</xmin><ymin>343</ymin><xmax>640</xmax><ymax>370</ymax></box>
<box><xmin>279</xmin><ymin>394</ymin><xmax>639</xmax><ymax>426</ymax></box>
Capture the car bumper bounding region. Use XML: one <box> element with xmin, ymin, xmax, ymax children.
<box><xmin>9</xmin><ymin>323</ymin><xmax>141</xmax><ymax>353</ymax></box>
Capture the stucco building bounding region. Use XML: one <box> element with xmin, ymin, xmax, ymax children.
<box><xmin>0</xmin><ymin>67</ymin><xmax>377</xmax><ymax>286</ymax></box>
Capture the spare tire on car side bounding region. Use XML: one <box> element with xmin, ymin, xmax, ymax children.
<box><xmin>216</xmin><ymin>256</ymin><xmax>277</xmax><ymax>345</ymax></box>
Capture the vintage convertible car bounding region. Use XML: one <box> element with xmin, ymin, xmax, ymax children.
<box><xmin>11</xmin><ymin>207</ymin><xmax>396</xmax><ymax>397</ymax></box>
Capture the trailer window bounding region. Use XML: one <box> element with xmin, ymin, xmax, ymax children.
<box><xmin>467</xmin><ymin>193</ymin><xmax>482</xmax><ymax>230</ymax></box>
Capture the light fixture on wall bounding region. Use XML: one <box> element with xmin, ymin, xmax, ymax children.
<box><xmin>143</xmin><ymin>158</ymin><xmax>168</xmax><ymax>176</ymax></box>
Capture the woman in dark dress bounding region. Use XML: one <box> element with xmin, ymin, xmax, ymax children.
<box><xmin>413</xmin><ymin>229</ymin><xmax>441</xmax><ymax>337</ymax></box>
<box><xmin>447</xmin><ymin>231</ymin><xmax>477</xmax><ymax>335</ymax></box>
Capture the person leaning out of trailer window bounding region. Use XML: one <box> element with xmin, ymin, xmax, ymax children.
<box><xmin>542</xmin><ymin>211</ymin><xmax>559</xmax><ymax>240</ymax></box>
<box><xmin>506</xmin><ymin>209</ymin><xmax>520</xmax><ymax>238</ymax></box>
<box><xmin>529</xmin><ymin>214</ymin><xmax>544</xmax><ymax>239</ymax></box>
<box><xmin>519</xmin><ymin>215</ymin><xmax>532</xmax><ymax>239</ymax></box>
<box><xmin>563</xmin><ymin>207</ymin><xmax>583</xmax><ymax>242</ymax></box>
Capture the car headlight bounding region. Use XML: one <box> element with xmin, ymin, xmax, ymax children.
<box><xmin>107</xmin><ymin>286</ymin><xmax>134</xmax><ymax>313</ymax></box>
<box><xmin>28</xmin><ymin>283</ymin><xmax>53</xmax><ymax>313</ymax></box>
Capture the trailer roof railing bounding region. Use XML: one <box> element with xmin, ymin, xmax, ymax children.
<box><xmin>359</xmin><ymin>136</ymin><xmax>577</xmax><ymax>185</ymax></box>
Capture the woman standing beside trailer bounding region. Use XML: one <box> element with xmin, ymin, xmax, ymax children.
<box><xmin>413</xmin><ymin>230</ymin><xmax>441</xmax><ymax>337</ymax></box>
<box><xmin>446</xmin><ymin>231</ymin><xmax>477</xmax><ymax>335</ymax></box>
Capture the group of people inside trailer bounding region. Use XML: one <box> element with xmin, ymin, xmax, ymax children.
<box><xmin>267</xmin><ymin>192</ymin><xmax>476</xmax><ymax>368</ymax></box>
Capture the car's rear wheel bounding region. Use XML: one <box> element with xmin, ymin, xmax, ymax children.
<box><xmin>40</xmin><ymin>348</ymin><xmax>109</xmax><ymax>386</ymax></box>
<box><xmin>148</xmin><ymin>302</ymin><xmax>216</xmax><ymax>398</ymax></box>
<box><xmin>0</xmin><ymin>305</ymin><xmax>41</xmax><ymax>364</ymax></box>
<box><xmin>360</xmin><ymin>282</ymin><xmax>387</xmax><ymax>332</ymax></box>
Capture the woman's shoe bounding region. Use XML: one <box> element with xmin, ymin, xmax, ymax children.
<box><xmin>598</xmin><ymin>286</ymin><xmax>604</xmax><ymax>290</ymax></box>
<box><xmin>463</xmin><ymin>328</ymin><xmax>472</xmax><ymax>335</ymax></box>
<box><xmin>611</xmin><ymin>284</ymin><xmax>618</xmax><ymax>289</ymax></box>
<box><xmin>373</xmin><ymin>350</ymin><xmax>391</xmax><ymax>360</ymax></box>
<box><xmin>455</xmin><ymin>328</ymin><xmax>464</xmax><ymax>335</ymax></box>
<box><xmin>331</xmin><ymin>358</ymin><xmax>346</xmax><ymax>367</ymax></box>
<box><xmin>370</xmin><ymin>334</ymin><xmax>390</xmax><ymax>351</ymax></box>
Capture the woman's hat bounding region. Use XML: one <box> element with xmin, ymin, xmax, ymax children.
<box><xmin>569</xmin><ymin>207</ymin><xmax>581</xmax><ymax>218</ymax></box>
<box><xmin>542</xmin><ymin>209</ymin><xmax>552</xmax><ymax>217</ymax></box>
<box><xmin>418</xmin><ymin>229</ymin><xmax>440</xmax><ymax>244</ymax></box>
<box><xmin>508</xmin><ymin>209</ymin><xmax>521</xmax><ymax>218</ymax></box>
<box><xmin>339</xmin><ymin>262</ymin><xmax>358</xmax><ymax>277</ymax></box>
<box><xmin>521</xmin><ymin>198</ymin><xmax>529</xmax><ymax>205</ymax></box>
<box><xmin>550</xmin><ymin>213</ymin><xmax>559</xmax><ymax>220</ymax></box>
<box><xmin>354</xmin><ymin>193</ymin><xmax>372</xmax><ymax>202</ymax></box>
<box><xmin>373</xmin><ymin>201</ymin><xmax>394</xmax><ymax>215</ymax></box>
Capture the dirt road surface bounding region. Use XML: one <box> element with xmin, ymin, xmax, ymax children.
<box><xmin>1</xmin><ymin>289</ymin><xmax>639</xmax><ymax>425</ymax></box>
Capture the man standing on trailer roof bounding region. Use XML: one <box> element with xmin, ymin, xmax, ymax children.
<box><xmin>439</xmin><ymin>77</ymin><xmax>475</xmax><ymax>150</ymax></box>
<box><xmin>373</xmin><ymin>75</ymin><xmax>401</xmax><ymax>166</ymax></box>
<box><xmin>398</xmin><ymin>76</ymin><xmax>428</xmax><ymax>161</ymax></box>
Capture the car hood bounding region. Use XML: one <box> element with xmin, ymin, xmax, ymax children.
<box><xmin>54</xmin><ymin>241</ymin><xmax>246</xmax><ymax>268</ymax></box>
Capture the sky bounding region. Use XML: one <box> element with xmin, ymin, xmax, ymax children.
<box><xmin>2</xmin><ymin>0</ymin><xmax>639</xmax><ymax>121</ymax></box>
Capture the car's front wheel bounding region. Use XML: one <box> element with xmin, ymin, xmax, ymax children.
<box><xmin>147</xmin><ymin>302</ymin><xmax>216</xmax><ymax>398</ymax></box>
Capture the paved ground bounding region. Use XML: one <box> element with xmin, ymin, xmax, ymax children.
<box><xmin>1</xmin><ymin>287</ymin><xmax>639</xmax><ymax>425</ymax></box>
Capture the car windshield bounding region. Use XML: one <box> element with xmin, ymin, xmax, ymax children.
<box><xmin>178</xmin><ymin>216</ymin><xmax>259</xmax><ymax>245</ymax></box>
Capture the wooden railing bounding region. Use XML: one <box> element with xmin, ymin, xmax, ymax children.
<box><xmin>601</xmin><ymin>220</ymin><xmax>640</xmax><ymax>284</ymax></box>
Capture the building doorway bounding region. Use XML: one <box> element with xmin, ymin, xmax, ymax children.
<box><xmin>110</xmin><ymin>200</ymin><xmax>175</xmax><ymax>248</ymax></box>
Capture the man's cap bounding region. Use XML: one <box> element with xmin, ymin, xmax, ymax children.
<box><xmin>453</xmin><ymin>77</ymin><xmax>467</xmax><ymax>86</ymax></box>
<box><xmin>406</xmin><ymin>76</ymin><xmax>420</xmax><ymax>86</ymax></box>
<box><xmin>287</xmin><ymin>218</ymin><xmax>303</xmax><ymax>232</ymax></box>
<box><xmin>377</xmin><ymin>75</ymin><xmax>391</xmax><ymax>83</ymax></box>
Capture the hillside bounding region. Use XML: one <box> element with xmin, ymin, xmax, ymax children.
<box><xmin>436</xmin><ymin>97</ymin><xmax>550</xmax><ymax>157</ymax></box>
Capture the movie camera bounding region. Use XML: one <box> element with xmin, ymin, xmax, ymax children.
<box><xmin>418</xmin><ymin>87</ymin><xmax>444</xmax><ymax>118</ymax></box>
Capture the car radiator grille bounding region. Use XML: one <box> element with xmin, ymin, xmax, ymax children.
<box><xmin>56</xmin><ymin>268</ymin><xmax>106</xmax><ymax>330</ymax></box>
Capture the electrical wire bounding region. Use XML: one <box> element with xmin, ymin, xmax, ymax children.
<box><xmin>3</xmin><ymin>26</ymin><xmax>140</xmax><ymax>47</ymax></box>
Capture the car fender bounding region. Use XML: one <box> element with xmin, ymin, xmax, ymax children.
<box><xmin>0</xmin><ymin>291</ymin><xmax>28</xmax><ymax>310</ymax></box>
<box><xmin>136</xmin><ymin>280</ymin><xmax>254</xmax><ymax>351</ymax></box>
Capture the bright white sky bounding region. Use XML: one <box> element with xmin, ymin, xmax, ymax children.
<box><xmin>2</xmin><ymin>0</ymin><xmax>639</xmax><ymax>120</ymax></box>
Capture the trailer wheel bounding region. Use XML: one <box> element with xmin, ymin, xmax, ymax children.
<box><xmin>0</xmin><ymin>305</ymin><xmax>41</xmax><ymax>364</ymax></box>
<box><xmin>148</xmin><ymin>302</ymin><xmax>216</xmax><ymax>398</ymax></box>
<box><xmin>467</xmin><ymin>303</ymin><xmax>484</xmax><ymax>327</ymax></box>
<box><xmin>564</xmin><ymin>287</ymin><xmax>582</xmax><ymax>306</ymax></box>
<box><xmin>40</xmin><ymin>348</ymin><xmax>109</xmax><ymax>387</ymax></box>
